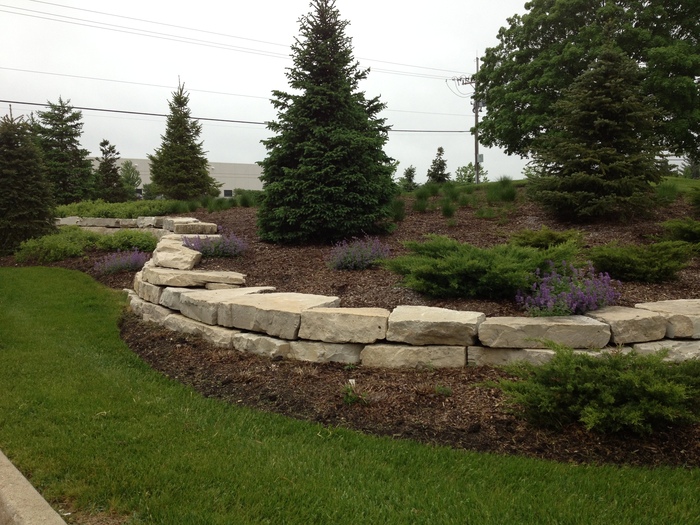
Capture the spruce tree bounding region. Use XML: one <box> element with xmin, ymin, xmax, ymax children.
<box><xmin>95</xmin><ymin>139</ymin><xmax>131</xmax><ymax>202</ymax></box>
<box><xmin>148</xmin><ymin>82</ymin><xmax>220</xmax><ymax>200</ymax></box>
<box><xmin>0</xmin><ymin>114</ymin><xmax>56</xmax><ymax>255</ymax></box>
<box><xmin>35</xmin><ymin>97</ymin><xmax>94</xmax><ymax>205</ymax></box>
<box><xmin>426</xmin><ymin>147</ymin><xmax>450</xmax><ymax>184</ymax></box>
<box><xmin>257</xmin><ymin>0</ymin><xmax>396</xmax><ymax>244</ymax></box>
<box><xmin>528</xmin><ymin>43</ymin><xmax>667</xmax><ymax>220</ymax></box>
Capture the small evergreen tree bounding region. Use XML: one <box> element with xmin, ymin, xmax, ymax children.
<box><xmin>95</xmin><ymin>139</ymin><xmax>131</xmax><ymax>202</ymax></box>
<box><xmin>528</xmin><ymin>43</ymin><xmax>667</xmax><ymax>220</ymax></box>
<box><xmin>257</xmin><ymin>0</ymin><xmax>396</xmax><ymax>244</ymax></box>
<box><xmin>120</xmin><ymin>160</ymin><xmax>142</xmax><ymax>199</ymax></box>
<box><xmin>35</xmin><ymin>97</ymin><xmax>94</xmax><ymax>205</ymax></box>
<box><xmin>148</xmin><ymin>82</ymin><xmax>220</xmax><ymax>200</ymax></box>
<box><xmin>426</xmin><ymin>147</ymin><xmax>450</xmax><ymax>183</ymax></box>
<box><xmin>398</xmin><ymin>165</ymin><xmax>418</xmax><ymax>192</ymax></box>
<box><xmin>0</xmin><ymin>113</ymin><xmax>56</xmax><ymax>255</ymax></box>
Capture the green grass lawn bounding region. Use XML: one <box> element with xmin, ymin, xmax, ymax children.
<box><xmin>0</xmin><ymin>267</ymin><xmax>698</xmax><ymax>524</ymax></box>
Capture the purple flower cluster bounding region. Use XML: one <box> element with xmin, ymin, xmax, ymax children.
<box><xmin>328</xmin><ymin>236</ymin><xmax>391</xmax><ymax>270</ymax></box>
<box><xmin>93</xmin><ymin>249</ymin><xmax>150</xmax><ymax>275</ymax></box>
<box><xmin>182</xmin><ymin>234</ymin><xmax>247</xmax><ymax>258</ymax></box>
<box><xmin>516</xmin><ymin>261</ymin><xmax>621</xmax><ymax>316</ymax></box>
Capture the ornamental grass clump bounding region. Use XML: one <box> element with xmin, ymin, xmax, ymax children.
<box><xmin>328</xmin><ymin>236</ymin><xmax>391</xmax><ymax>270</ymax></box>
<box><xmin>93</xmin><ymin>249</ymin><xmax>150</xmax><ymax>275</ymax></box>
<box><xmin>516</xmin><ymin>261</ymin><xmax>620</xmax><ymax>316</ymax></box>
<box><xmin>182</xmin><ymin>234</ymin><xmax>247</xmax><ymax>258</ymax></box>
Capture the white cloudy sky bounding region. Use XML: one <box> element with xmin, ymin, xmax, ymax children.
<box><xmin>1</xmin><ymin>0</ymin><xmax>531</xmax><ymax>183</ymax></box>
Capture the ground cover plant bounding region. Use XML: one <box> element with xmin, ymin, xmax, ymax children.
<box><xmin>1</xmin><ymin>267</ymin><xmax>699</xmax><ymax>525</ymax></box>
<box><xmin>328</xmin><ymin>236</ymin><xmax>391</xmax><ymax>270</ymax></box>
<box><xmin>182</xmin><ymin>233</ymin><xmax>247</xmax><ymax>258</ymax></box>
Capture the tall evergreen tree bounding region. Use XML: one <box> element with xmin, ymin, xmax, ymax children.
<box><xmin>257</xmin><ymin>0</ymin><xmax>396</xmax><ymax>244</ymax></box>
<box><xmin>95</xmin><ymin>139</ymin><xmax>131</xmax><ymax>202</ymax></box>
<box><xmin>528</xmin><ymin>43</ymin><xmax>667</xmax><ymax>220</ymax></box>
<box><xmin>148</xmin><ymin>82</ymin><xmax>220</xmax><ymax>200</ymax></box>
<box><xmin>0</xmin><ymin>113</ymin><xmax>56</xmax><ymax>255</ymax></box>
<box><xmin>426</xmin><ymin>147</ymin><xmax>450</xmax><ymax>184</ymax></box>
<box><xmin>35</xmin><ymin>97</ymin><xmax>94</xmax><ymax>205</ymax></box>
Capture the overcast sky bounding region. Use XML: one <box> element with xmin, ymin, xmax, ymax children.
<box><xmin>1</xmin><ymin>0</ymin><xmax>531</xmax><ymax>183</ymax></box>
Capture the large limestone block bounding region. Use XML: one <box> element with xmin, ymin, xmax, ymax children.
<box><xmin>288</xmin><ymin>341</ymin><xmax>363</xmax><ymax>363</ymax></box>
<box><xmin>162</xmin><ymin>217</ymin><xmax>200</xmax><ymax>232</ymax></box>
<box><xmin>478</xmin><ymin>316</ymin><xmax>610</xmax><ymax>349</ymax></box>
<box><xmin>151</xmin><ymin>238</ymin><xmax>202</xmax><ymax>270</ymax></box>
<box><xmin>635</xmin><ymin>299</ymin><xmax>700</xmax><ymax>339</ymax></box>
<box><xmin>142</xmin><ymin>265</ymin><xmax>246</xmax><ymax>287</ymax></box>
<box><xmin>221</xmin><ymin>293</ymin><xmax>340</xmax><ymax>340</ymax></box>
<box><xmin>136</xmin><ymin>216</ymin><xmax>163</xmax><ymax>228</ymax></box>
<box><xmin>116</xmin><ymin>218</ymin><xmax>138</xmax><ymax>228</ymax></box>
<box><xmin>81</xmin><ymin>217</ymin><xmax>119</xmax><ymax>227</ymax></box>
<box><xmin>173</xmin><ymin>222</ymin><xmax>218</xmax><ymax>235</ymax></box>
<box><xmin>299</xmin><ymin>307</ymin><xmax>389</xmax><ymax>343</ymax></box>
<box><xmin>387</xmin><ymin>305</ymin><xmax>485</xmax><ymax>346</ymax></box>
<box><xmin>633</xmin><ymin>340</ymin><xmax>700</xmax><ymax>362</ymax></box>
<box><xmin>159</xmin><ymin>287</ymin><xmax>194</xmax><ymax>311</ymax></box>
<box><xmin>468</xmin><ymin>346</ymin><xmax>556</xmax><ymax>366</ymax></box>
<box><xmin>128</xmin><ymin>293</ymin><xmax>146</xmax><ymax>316</ymax></box>
<box><xmin>141</xmin><ymin>302</ymin><xmax>173</xmax><ymax>323</ymax></box>
<box><xmin>585</xmin><ymin>306</ymin><xmax>666</xmax><ymax>344</ymax></box>
<box><xmin>232</xmin><ymin>333</ymin><xmax>290</xmax><ymax>358</ymax></box>
<box><xmin>163</xmin><ymin>314</ymin><xmax>238</xmax><ymax>347</ymax></box>
<box><xmin>360</xmin><ymin>344</ymin><xmax>466</xmax><ymax>368</ymax></box>
<box><xmin>133</xmin><ymin>271</ymin><xmax>163</xmax><ymax>304</ymax></box>
<box><xmin>179</xmin><ymin>287</ymin><xmax>277</xmax><ymax>325</ymax></box>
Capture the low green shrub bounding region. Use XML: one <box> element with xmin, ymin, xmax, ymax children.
<box><xmin>440</xmin><ymin>198</ymin><xmax>456</xmax><ymax>218</ymax></box>
<box><xmin>389</xmin><ymin>197</ymin><xmax>406</xmax><ymax>222</ymax></box>
<box><xmin>383</xmin><ymin>235</ymin><xmax>579</xmax><ymax>299</ymax></box>
<box><xmin>588</xmin><ymin>241</ymin><xmax>694</xmax><ymax>282</ymax></box>
<box><xmin>486</xmin><ymin>176</ymin><xmax>517</xmax><ymax>204</ymax></box>
<box><xmin>235</xmin><ymin>189</ymin><xmax>262</xmax><ymax>208</ymax></box>
<box><xmin>95</xmin><ymin>230</ymin><xmax>158</xmax><ymax>253</ymax></box>
<box><xmin>412</xmin><ymin>197</ymin><xmax>429</xmax><ymax>213</ymax></box>
<box><xmin>14</xmin><ymin>227</ymin><xmax>100</xmax><ymax>263</ymax></box>
<box><xmin>440</xmin><ymin>182</ymin><xmax>461</xmax><ymax>203</ymax></box>
<box><xmin>510</xmin><ymin>226</ymin><xmax>582</xmax><ymax>249</ymax></box>
<box><xmin>662</xmin><ymin>218</ymin><xmax>700</xmax><ymax>244</ymax></box>
<box><xmin>655</xmin><ymin>179</ymin><xmax>680</xmax><ymax>205</ymax></box>
<box><xmin>56</xmin><ymin>199</ymin><xmax>186</xmax><ymax>218</ymax></box>
<box><xmin>497</xmin><ymin>345</ymin><xmax>700</xmax><ymax>435</ymax></box>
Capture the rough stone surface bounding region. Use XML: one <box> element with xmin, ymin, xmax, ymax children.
<box><xmin>133</xmin><ymin>271</ymin><xmax>163</xmax><ymax>304</ymax></box>
<box><xmin>360</xmin><ymin>344</ymin><xmax>466</xmax><ymax>368</ymax></box>
<box><xmin>586</xmin><ymin>306</ymin><xmax>667</xmax><ymax>344</ymax></box>
<box><xmin>468</xmin><ymin>346</ymin><xmax>556</xmax><ymax>366</ymax></box>
<box><xmin>163</xmin><ymin>314</ymin><xmax>239</xmax><ymax>347</ymax></box>
<box><xmin>635</xmin><ymin>299</ymin><xmax>700</xmax><ymax>339</ymax></box>
<box><xmin>142</xmin><ymin>266</ymin><xmax>246</xmax><ymax>288</ymax></box>
<box><xmin>288</xmin><ymin>341</ymin><xmax>364</xmax><ymax>364</ymax></box>
<box><xmin>298</xmin><ymin>307</ymin><xmax>389</xmax><ymax>343</ymax></box>
<box><xmin>172</xmin><ymin>222</ymin><xmax>218</xmax><ymax>235</ymax></box>
<box><xmin>179</xmin><ymin>287</ymin><xmax>277</xmax><ymax>326</ymax></box>
<box><xmin>220</xmin><ymin>292</ymin><xmax>340</xmax><ymax>340</ymax></box>
<box><xmin>159</xmin><ymin>287</ymin><xmax>193</xmax><ymax>311</ymax></box>
<box><xmin>136</xmin><ymin>216</ymin><xmax>161</xmax><ymax>228</ymax></box>
<box><xmin>151</xmin><ymin>238</ymin><xmax>202</xmax><ymax>270</ymax></box>
<box><xmin>478</xmin><ymin>316</ymin><xmax>611</xmax><ymax>349</ymax></box>
<box><xmin>140</xmin><ymin>302</ymin><xmax>173</xmax><ymax>323</ymax></box>
<box><xmin>633</xmin><ymin>340</ymin><xmax>700</xmax><ymax>362</ymax></box>
<box><xmin>116</xmin><ymin>218</ymin><xmax>139</xmax><ymax>228</ymax></box>
<box><xmin>162</xmin><ymin>217</ymin><xmax>200</xmax><ymax>232</ymax></box>
<box><xmin>232</xmin><ymin>333</ymin><xmax>290</xmax><ymax>358</ymax></box>
<box><xmin>205</xmin><ymin>283</ymin><xmax>241</xmax><ymax>290</ymax></box>
<box><xmin>387</xmin><ymin>305</ymin><xmax>485</xmax><ymax>346</ymax></box>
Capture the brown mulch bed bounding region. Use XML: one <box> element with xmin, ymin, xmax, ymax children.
<box><xmin>4</xmin><ymin>191</ymin><xmax>700</xmax><ymax>469</ymax></box>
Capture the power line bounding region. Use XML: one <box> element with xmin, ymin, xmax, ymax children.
<box><xmin>0</xmin><ymin>99</ymin><xmax>470</xmax><ymax>133</ymax></box>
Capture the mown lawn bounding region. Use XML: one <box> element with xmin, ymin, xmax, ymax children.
<box><xmin>0</xmin><ymin>267</ymin><xmax>698</xmax><ymax>524</ymax></box>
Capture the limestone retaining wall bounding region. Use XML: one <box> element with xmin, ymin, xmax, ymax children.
<box><xmin>126</xmin><ymin>218</ymin><xmax>700</xmax><ymax>368</ymax></box>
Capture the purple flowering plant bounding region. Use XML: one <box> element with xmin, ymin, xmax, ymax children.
<box><xmin>182</xmin><ymin>233</ymin><xmax>247</xmax><ymax>258</ymax></box>
<box><xmin>93</xmin><ymin>248</ymin><xmax>150</xmax><ymax>275</ymax></box>
<box><xmin>328</xmin><ymin>236</ymin><xmax>391</xmax><ymax>270</ymax></box>
<box><xmin>516</xmin><ymin>261</ymin><xmax>621</xmax><ymax>316</ymax></box>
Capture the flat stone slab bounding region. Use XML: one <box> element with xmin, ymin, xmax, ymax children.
<box><xmin>133</xmin><ymin>271</ymin><xmax>163</xmax><ymax>304</ymax></box>
<box><xmin>361</xmin><ymin>344</ymin><xmax>466</xmax><ymax>368</ymax></box>
<box><xmin>635</xmin><ymin>299</ymin><xmax>700</xmax><ymax>339</ymax></box>
<box><xmin>142</xmin><ymin>265</ymin><xmax>246</xmax><ymax>287</ymax></box>
<box><xmin>159</xmin><ymin>287</ymin><xmax>192</xmax><ymax>311</ymax></box>
<box><xmin>232</xmin><ymin>333</ymin><xmax>290</xmax><ymax>358</ymax></box>
<box><xmin>162</xmin><ymin>217</ymin><xmax>200</xmax><ymax>231</ymax></box>
<box><xmin>288</xmin><ymin>341</ymin><xmax>364</xmax><ymax>363</ymax></box>
<box><xmin>633</xmin><ymin>340</ymin><xmax>700</xmax><ymax>362</ymax></box>
<box><xmin>299</xmin><ymin>307</ymin><xmax>389</xmax><ymax>343</ymax></box>
<box><xmin>173</xmin><ymin>222</ymin><xmax>218</xmax><ymax>235</ymax></box>
<box><xmin>219</xmin><ymin>292</ymin><xmax>340</xmax><ymax>339</ymax></box>
<box><xmin>468</xmin><ymin>346</ymin><xmax>556</xmax><ymax>366</ymax></box>
<box><xmin>478</xmin><ymin>316</ymin><xmax>610</xmax><ymax>349</ymax></box>
<box><xmin>586</xmin><ymin>306</ymin><xmax>667</xmax><ymax>344</ymax></box>
<box><xmin>163</xmin><ymin>314</ymin><xmax>239</xmax><ymax>348</ymax></box>
<box><xmin>151</xmin><ymin>238</ymin><xmax>202</xmax><ymax>270</ymax></box>
<box><xmin>387</xmin><ymin>305</ymin><xmax>485</xmax><ymax>346</ymax></box>
<box><xmin>178</xmin><ymin>287</ymin><xmax>276</xmax><ymax>325</ymax></box>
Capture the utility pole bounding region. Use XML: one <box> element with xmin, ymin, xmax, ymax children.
<box><xmin>451</xmin><ymin>57</ymin><xmax>483</xmax><ymax>183</ymax></box>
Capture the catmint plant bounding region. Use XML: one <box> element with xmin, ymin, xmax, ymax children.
<box><xmin>93</xmin><ymin>249</ymin><xmax>150</xmax><ymax>275</ymax></box>
<box><xmin>328</xmin><ymin>236</ymin><xmax>391</xmax><ymax>270</ymax></box>
<box><xmin>516</xmin><ymin>261</ymin><xmax>620</xmax><ymax>316</ymax></box>
<box><xmin>182</xmin><ymin>234</ymin><xmax>247</xmax><ymax>258</ymax></box>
